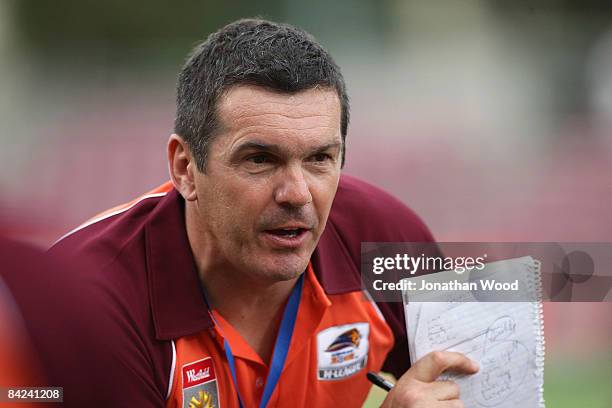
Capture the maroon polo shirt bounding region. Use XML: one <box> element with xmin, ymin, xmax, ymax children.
<box><xmin>7</xmin><ymin>174</ymin><xmax>436</xmax><ymax>407</ymax></box>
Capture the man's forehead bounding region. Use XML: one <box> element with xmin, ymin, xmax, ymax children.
<box><xmin>218</xmin><ymin>85</ymin><xmax>341</xmax><ymax>123</ymax></box>
<box><xmin>212</xmin><ymin>85</ymin><xmax>342</xmax><ymax>154</ymax></box>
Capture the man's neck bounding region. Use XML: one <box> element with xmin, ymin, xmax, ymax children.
<box><xmin>185</xmin><ymin>206</ymin><xmax>300</xmax><ymax>363</ymax></box>
<box><xmin>202</xmin><ymin>267</ymin><xmax>298</xmax><ymax>323</ymax></box>
<box><xmin>202</xmin><ymin>263</ymin><xmax>299</xmax><ymax>365</ymax></box>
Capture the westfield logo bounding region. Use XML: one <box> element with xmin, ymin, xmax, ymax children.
<box><xmin>182</xmin><ymin>358</ymin><xmax>216</xmax><ymax>388</ymax></box>
<box><xmin>186</xmin><ymin>367</ymin><xmax>210</xmax><ymax>384</ymax></box>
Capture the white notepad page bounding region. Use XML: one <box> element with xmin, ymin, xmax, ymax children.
<box><xmin>402</xmin><ymin>256</ymin><xmax>545</xmax><ymax>408</ymax></box>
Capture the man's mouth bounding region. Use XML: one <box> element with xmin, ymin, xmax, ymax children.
<box><xmin>267</xmin><ymin>228</ymin><xmax>307</xmax><ymax>238</ymax></box>
<box><xmin>261</xmin><ymin>226</ymin><xmax>311</xmax><ymax>249</ymax></box>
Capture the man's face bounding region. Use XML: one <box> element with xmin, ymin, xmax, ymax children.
<box><xmin>190</xmin><ymin>85</ymin><xmax>342</xmax><ymax>283</ymax></box>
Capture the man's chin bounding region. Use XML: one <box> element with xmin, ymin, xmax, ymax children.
<box><xmin>254</xmin><ymin>255</ymin><xmax>310</xmax><ymax>282</ymax></box>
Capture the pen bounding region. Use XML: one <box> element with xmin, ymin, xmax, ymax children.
<box><xmin>366</xmin><ymin>371</ymin><xmax>394</xmax><ymax>392</ymax></box>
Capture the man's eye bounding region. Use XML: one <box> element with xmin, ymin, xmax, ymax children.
<box><xmin>247</xmin><ymin>154</ymin><xmax>270</xmax><ymax>164</ymax></box>
<box><xmin>310</xmin><ymin>153</ymin><xmax>332</xmax><ymax>163</ymax></box>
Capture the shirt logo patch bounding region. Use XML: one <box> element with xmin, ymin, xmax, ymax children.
<box><xmin>182</xmin><ymin>357</ymin><xmax>220</xmax><ymax>408</ymax></box>
<box><xmin>317</xmin><ymin>323</ymin><xmax>369</xmax><ymax>380</ymax></box>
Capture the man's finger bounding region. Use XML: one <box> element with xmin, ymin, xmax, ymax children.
<box><xmin>410</xmin><ymin>351</ymin><xmax>479</xmax><ymax>383</ymax></box>
<box><xmin>439</xmin><ymin>400</ymin><xmax>465</xmax><ymax>408</ymax></box>
<box><xmin>429</xmin><ymin>380</ymin><xmax>461</xmax><ymax>400</ymax></box>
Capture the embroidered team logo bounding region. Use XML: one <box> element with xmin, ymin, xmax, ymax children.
<box><xmin>182</xmin><ymin>358</ymin><xmax>220</xmax><ymax>408</ymax></box>
<box><xmin>317</xmin><ymin>323</ymin><xmax>369</xmax><ymax>380</ymax></box>
<box><xmin>325</xmin><ymin>328</ymin><xmax>362</xmax><ymax>353</ymax></box>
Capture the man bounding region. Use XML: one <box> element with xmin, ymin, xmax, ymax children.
<box><xmin>44</xmin><ymin>19</ymin><xmax>478</xmax><ymax>407</ymax></box>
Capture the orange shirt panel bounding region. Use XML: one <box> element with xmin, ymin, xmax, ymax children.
<box><xmin>167</xmin><ymin>264</ymin><xmax>394</xmax><ymax>408</ymax></box>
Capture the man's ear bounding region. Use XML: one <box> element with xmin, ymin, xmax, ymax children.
<box><xmin>167</xmin><ymin>134</ymin><xmax>198</xmax><ymax>201</ymax></box>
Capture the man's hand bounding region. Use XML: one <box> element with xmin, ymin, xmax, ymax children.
<box><xmin>381</xmin><ymin>351</ymin><xmax>479</xmax><ymax>408</ymax></box>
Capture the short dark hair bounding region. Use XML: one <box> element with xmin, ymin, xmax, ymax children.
<box><xmin>174</xmin><ymin>18</ymin><xmax>350</xmax><ymax>171</ymax></box>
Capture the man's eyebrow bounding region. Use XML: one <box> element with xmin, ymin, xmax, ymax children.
<box><xmin>311</xmin><ymin>142</ymin><xmax>342</xmax><ymax>154</ymax></box>
<box><xmin>231</xmin><ymin>141</ymin><xmax>282</xmax><ymax>155</ymax></box>
<box><xmin>231</xmin><ymin>140</ymin><xmax>342</xmax><ymax>155</ymax></box>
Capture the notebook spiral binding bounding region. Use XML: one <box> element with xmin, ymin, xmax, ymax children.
<box><xmin>528</xmin><ymin>259</ymin><xmax>546</xmax><ymax>408</ymax></box>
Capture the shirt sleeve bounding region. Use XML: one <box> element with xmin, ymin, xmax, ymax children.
<box><xmin>4</xmin><ymin>243</ymin><xmax>173</xmax><ymax>407</ymax></box>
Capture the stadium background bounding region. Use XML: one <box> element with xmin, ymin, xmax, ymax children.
<box><xmin>0</xmin><ymin>1</ymin><xmax>610</xmax><ymax>406</ymax></box>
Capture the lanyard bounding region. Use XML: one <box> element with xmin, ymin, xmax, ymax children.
<box><xmin>221</xmin><ymin>274</ymin><xmax>304</xmax><ymax>408</ymax></box>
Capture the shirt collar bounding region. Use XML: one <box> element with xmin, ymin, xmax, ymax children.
<box><xmin>208</xmin><ymin>263</ymin><xmax>332</xmax><ymax>365</ymax></box>
<box><xmin>146</xmin><ymin>187</ymin><xmax>361</xmax><ymax>341</ymax></box>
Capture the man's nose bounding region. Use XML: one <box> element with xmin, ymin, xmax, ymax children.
<box><xmin>274</xmin><ymin>165</ymin><xmax>313</xmax><ymax>207</ymax></box>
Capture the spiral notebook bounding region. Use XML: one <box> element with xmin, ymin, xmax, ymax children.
<box><xmin>401</xmin><ymin>256</ymin><xmax>545</xmax><ymax>408</ymax></box>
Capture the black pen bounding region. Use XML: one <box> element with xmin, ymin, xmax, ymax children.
<box><xmin>367</xmin><ymin>371</ymin><xmax>394</xmax><ymax>392</ymax></box>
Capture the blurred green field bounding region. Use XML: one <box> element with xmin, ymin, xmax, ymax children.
<box><xmin>363</xmin><ymin>352</ymin><xmax>612</xmax><ymax>407</ymax></box>
<box><xmin>543</xmin><ymin>352</ymin><xmax>612</xmax><ymax>408</ymax></box>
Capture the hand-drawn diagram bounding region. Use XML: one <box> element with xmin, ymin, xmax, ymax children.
<box><xmin>405</xmin><ymin>257</ymin><xmax>546</xmax><ymax>408</ymax></box>
<box><xmin>474</xmin><ymin>317</ymin><xmax>530</xmax><ymax>407</ymax></box>
<box><xmin>475</xmin><ymin>341</ymin><xmax>530</xmax><ymax>406</ymax></box>
<box><xmin>427</xmin><ymin>315</ymin><xmax>458</xmax><ymax>346</ymax></box>
<box><xmin>485</xmin><ymin>316</ymin><xmax>516</xmax><ymax>345</ymax></box>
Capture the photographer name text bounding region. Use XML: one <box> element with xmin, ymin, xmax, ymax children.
<box><xmin>373</xmin><ymin>279</ymin><xmax>520</xmax><ymax>291</ymax></box>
